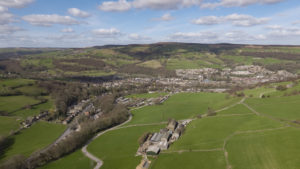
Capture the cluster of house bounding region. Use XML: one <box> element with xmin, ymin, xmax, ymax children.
<box><xmin>22</xmin><ymin>111</ymin><xmax>48</xmax><ymax>128</ymax></box>
<box><xmin>92</xmin><ymin>65</ymin><xmax>298</xmax><ymax>95</ymax></box>
<box><xmin>116</xmin><ymin>95</ymin><xmax>170</xmax><ymax>108</ymax></box>
<box><xmin>137</xmin><ymin>119</ymin><xmax>187</xmax><ymax>156</ymax></box>
<box><xmin>63</xmin><ymin>99</ymin><xmax>93</xmax><ymax>124</ymax></box>
<box><xmin>136</xmin><ymin>119</ymin><xmax>191</xmax><ymax>169</ymax></box>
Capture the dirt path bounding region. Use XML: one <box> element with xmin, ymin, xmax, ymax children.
<box><xmin>161</xmin><ymin>148</ymin><xmax>223</xmax><ymax>154</ymax></box>
<box><xmin>216</xmin><ymin>97</ymin><xmax>245</xmax><ymax>113</ymax></box>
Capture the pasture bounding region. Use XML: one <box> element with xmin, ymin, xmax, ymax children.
<box><xmin>0</xmin><ymin>122</ymin><xmax>65</xmax><ymax>163</ymax></box>
<box><xmin>0</xmin><ymin>116</ymin><xmax>20</xmax><ymax>136</ymax></box>
<box><xmin>38</xmin><ymin>150</ymin><xmax>95</xmax><ymax>169</ymax></box>
<box><xmin>127</xmin><ymin>92</ymin><xmax>240</xmax><ymax>125</ymax></box>
<box><xmin>245</xmin><ymin>95</ymin><xmax>300</xmax><ymax>120</ymax></box>
<box><xmin>126</xmin><ymin>92</ymin><xmax>168</xmax><ymax>99</ymax></box>
<box><xmin>87</xmin><ymin>125</ymin><xmax>164</xmax><ymax>169</ymax></box>
<box><xmin>226</xmin><ymin>127</ymin><xmax>300</xmax><ymax>169</ymax></box>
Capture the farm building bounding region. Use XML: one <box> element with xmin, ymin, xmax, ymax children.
<box><xmin>167</xmin><ymin>119</ymin><xmax>178</xmax><ymax>131</ymax></box>
<box><xmin>161</xmin><ymin>132</ymin><xmax>171</xmax><ymax>142</ymax></box>
<box><xmin>158</xmin><ymin>141</ymin><xmax>169</xmax><ymax>150</ymax></box>
<box><xmin>146</xmin><ymin>145</ymin><xmax>160</xmax><ymax>155</ymax></box>
<box><xmin>150</xmin><ymin>133</ymin><xmax>163</xmax><ymax>142</ymax></box>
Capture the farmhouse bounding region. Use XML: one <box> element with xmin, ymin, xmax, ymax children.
<box><xmin>146</xmin><ymin>145</ymin><xmax>160</xmax><ymax>155</ymax></box>
<box><xmin>158</xmin><ymin>141</ymin><xmax>169</xmax><ymax>150</ymax></box>
<box><xmin>167</xmin><ymin>119</ymin><xmax>178</xmax><ymax>131</ymax></box>
<box><xmin>150</xmin><ymin>133</ymin><xmax>163</xmax><ymax>142</ymax></box>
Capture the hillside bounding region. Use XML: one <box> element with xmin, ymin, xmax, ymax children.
<box><xmin>1</xmin><ymin>43</ymin><xmax>300</xmax><ymax>79</ymax></box>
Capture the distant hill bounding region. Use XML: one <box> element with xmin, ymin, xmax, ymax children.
<box><xmin>1</xmin><ymin>43</ymin><xmax>300</xmax><ymax>78</ymax></box>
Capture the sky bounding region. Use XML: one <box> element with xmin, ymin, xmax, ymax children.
<box><xmin>0</xmin><ymin>0</ymin><xmax>300</xmax><ymax>47</ymax></box>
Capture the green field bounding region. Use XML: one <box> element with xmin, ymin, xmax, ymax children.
<box><xmin>87</xmin><ymin>125</ymin><xmax>164</xmax><ymax>169</ymax></box>
<box><xmin>126</xmin><ymin>92</ymin><xmax>168</xmax><ymax>99</ymax></box>
<box><xmin>0</xmin><ymin>116</ymin><xmax>20</xmax><ymax>136</ymax></box>
<box><xmin>168</xmin><ymin>114</ymin><xmax>282</xmax><ymax>151</ymax></box>
<box><xmin>151</xmin><ymin>151</ymin><xmax>226</xmax><ymax>169</ymax></box>
<box><xmin>23</xmin><ymin>81</ymin><xmax>300</xmax><ymax>169</ymax></box>
<box><xmin>0</xmin><ymin>122</ymin><xmax>66</xmax><ymax>163</ymax></box>
<box><xmin>127</xmin><ymin>93</ymin><xmax>240</xmax><ymax>125</ymax></box>
<box><xmin>38</xmin><ymin>150</ymin><xmax>95</xmax><ymax>169</ymax></box>
<box><xmin>0</xmin><ymin>79</ymin><xmax>35</xmax><ymax>88</ymax></box>
<box><xmin>227</xmin><ymin>127</ymin><xmax>300</xmax><ymax>169</ymax></box>
<box><xmin>12</xmin><ymin>98</ymin><xmax>54</xmax><ymax>118</ymax></box>
<box><xmin>245</xmin><ymin>95</ymin><xmax>300</xmax><ymax>120</ymax></box>
<box><xmin>0</xmin><ymin>95</ymin><xmax>41</xmax><ymax>114</ymax></box>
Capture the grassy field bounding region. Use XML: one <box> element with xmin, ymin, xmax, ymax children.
<box><xmin>217</xmin><ymin>104</ymin><xmax>253</xmax><ymax>115</ymax></box>
<box><xmin>0</xmin><ymin>79</ymin><xmax>35</xmax><ymax>88</ymax></box>
<box><xmin>38</xmin><ymin>150</ymin><xmax>95</xmax><ymax>169</ymax></box>
<box><xmin>0</xmin><ymin>116</ymin><xmax>20</xmax><ymax>136</ymax></box>
<box><xmin>127</xmin><ymin>93</ymin><xmax>240</xmax><ymax>125</ymax></box>
<box><xmin>126</xmin><ymin>92</ymin><xmax>168</xmax><ymax>99</ymax></box>
<box><xmin>227</xmin><ymin>127</ymin><xmax>300</xmax><ymax>169</ymax></box>
<box><xmin>87</xmin><ymin>125</ymin><xmax>164</xmax><ymax>169</ymax></box>
<box><xmin>168</xmin><ymin>114</ymin><xmax>282</xmax><ymax>151</ymax></box>
<box><xmin>0</xmin><ymin>95</ymin><xmax>41</xmax><ymax>114</ymax></box>
<box><xmin>12</xmin><ymin>98</ymin><xmax>54</xmax><ymax>118</ymax></box>
<box><xmin>0</xmin><ymin>122</ymin><xmax>66</xmax><ymax>163</ymax></box>
<box><xmin>245</xmin><ymin>95</ymin><xmax>300</xmax><ymax>120</ymax></box>
<box><xmin>138</xmin><ymin>60</ymin><xmax>163</xmax><ymax>69</ymax></box>
<box><xmin>151</xmin><ymin>151</ymin><xmax>226</xmax><ymax>169</ymax></box>
<box><xmin>24</xmin><ymin>80</ymin><xmax>300</xmax><ymax>169</ymax></box>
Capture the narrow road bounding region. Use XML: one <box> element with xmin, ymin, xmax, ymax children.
<box><xmin>81</xmin><ymin>115</ymin><xmax>133</xmax><ymax>169</ymax></box>
<box><xmin>216</xmin><ymin>97</ymin><xmax>245</xmax><ymax>113</ymax></box>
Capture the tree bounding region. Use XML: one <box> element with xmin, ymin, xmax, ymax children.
<box><xmin>207</xmin><ymin>107</ymin><xmax>217</xmax><ymax>116</ymax></box>
<box><xmin>276</xmin><ymin>85</ymin><xmax>287</xmax><ymax>91</ymax></box>
<box><xmin>138</xmin><ymin>132</ymin><xmax>150</xmax><ymax>145</ymax></box>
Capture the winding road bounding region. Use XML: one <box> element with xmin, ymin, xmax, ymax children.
<box><xmin>81</xmin><ymin>115</ymin><xmax>133</xmax><ymax>169</ymax></box>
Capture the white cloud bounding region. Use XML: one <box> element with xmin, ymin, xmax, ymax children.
<box><xmin>201</xmin><ymin>0</ymin><xmax>284</xmax><ymax>8</ymax></box>
<box><xmin>153</xmin><ymin>13</ymin><xmax>174</xmax><ymax>21</ymax></box>
<box><xmin>0</xmin><ymin>6</ymin><xmax>8</xmax><ymax>13</ymax></box>
<box><xmin>99</xmin><ymin>0</ymin><xmax>131</xmax><ymax>12</ymax></box>
<box><xmin>22</xmin><ymin>14</ymin><xmax>80</xmax><ymax>26</ymax></box>
<box><xmin>92</xmin><ymin>28</ymin><xmax>122</xmax><ymax>37</ymax></box>
<box><xmin>128</xmin><ymin>33</ymin><xmax>150</xmax><ymax>40</ymax></box>
<box><xmin>0</xmin><ymin>10</ymin><xmax>14</xmax><ymax>25</ymax></box>
<box><xmin>171</xmin><ymin>31</ymin><xmax>218</xmax><ymax>41</ymax></box>
<box><xmin>192</xmin><ymin>16</ymin><xmax>221</xmax><ymax>25</ymax></box>
<box><xmin>0</xmin><ymin>0</ymin><xmax>34</xmax><ymax>8</ymax></box>
<box><xmin>0</xmin><ymin>25</ymin><xmax>22</xmax><ymax>34</ymax></box>
<box><xmin>61</xmin><ymin>28</ymin><xmax>74</xmax><ymax>33</ymax></box>
<box><xmin>99</xmin><ymin>0</ymin><xmax>202</xmax><ymax>11</ymax></box>
<box><xmin>193</xmin><ymin>14</ymin><xmax>269</xmax><ymax>27</ymax></box>
<box><xmin>68</xmin><ymin>8</ymin><xmax>90</xmax><ymax>18</ymax></box>
<box><xmin>292</xmin><ymin>20</ymin><xmax>300</xmax><ymax>25</ymax></box>
<box><xmin>267</xmin><ymin>25</ymin><xmax>300</xmax><ymax>37</ymax></box>
<box><xmin>132</xmin><ymin>0</ymin><xmax>202</xmax><ymax>10</ymax></box>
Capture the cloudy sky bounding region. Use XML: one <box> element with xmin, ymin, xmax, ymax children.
<box><xmin>0</xmin><ymin>0</ymin><xmax>300</xmax><ymax>47</ymax></box>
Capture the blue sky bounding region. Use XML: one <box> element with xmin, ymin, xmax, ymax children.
<box><xmin>0</xmin><ymin>0</ymin><xmax>300</xmax><ymax>47</ymax></box>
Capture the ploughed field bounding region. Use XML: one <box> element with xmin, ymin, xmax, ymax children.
<box><xmin>39</xmin><ymin>82</ymin><xmax>300</xmax><ymax>169</ymax></box>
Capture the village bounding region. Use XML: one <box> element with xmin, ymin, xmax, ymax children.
<box><xmin>99</xmin><ymin>65</ymin><xmax>298</xmax><ymax>93</ymax></box>
<box><xmin>136</xmin><ymin>119</ymin><xmax>192</xmax><ymax>169</ymax></box>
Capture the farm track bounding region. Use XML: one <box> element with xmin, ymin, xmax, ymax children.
<box><xmin>81</xmin><ymin>115</ymin><xmax>133</xmax><ymax>169</ymax></box>
<box><xmin>161</xmin><ymin>148</ymin><xmax>223</xmax><ymax>154</ymax></box>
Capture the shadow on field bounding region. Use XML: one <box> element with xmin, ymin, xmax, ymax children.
<box><xmin>0</xmin><ymin>137</ymin><xmax>15</xmax><ymax>160</ymax></box>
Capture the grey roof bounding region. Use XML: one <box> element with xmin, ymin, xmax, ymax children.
<box><xmin>150</xmin><ymin>133</ymin><xmax>163</xmax><ymax>142</ymax></box>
